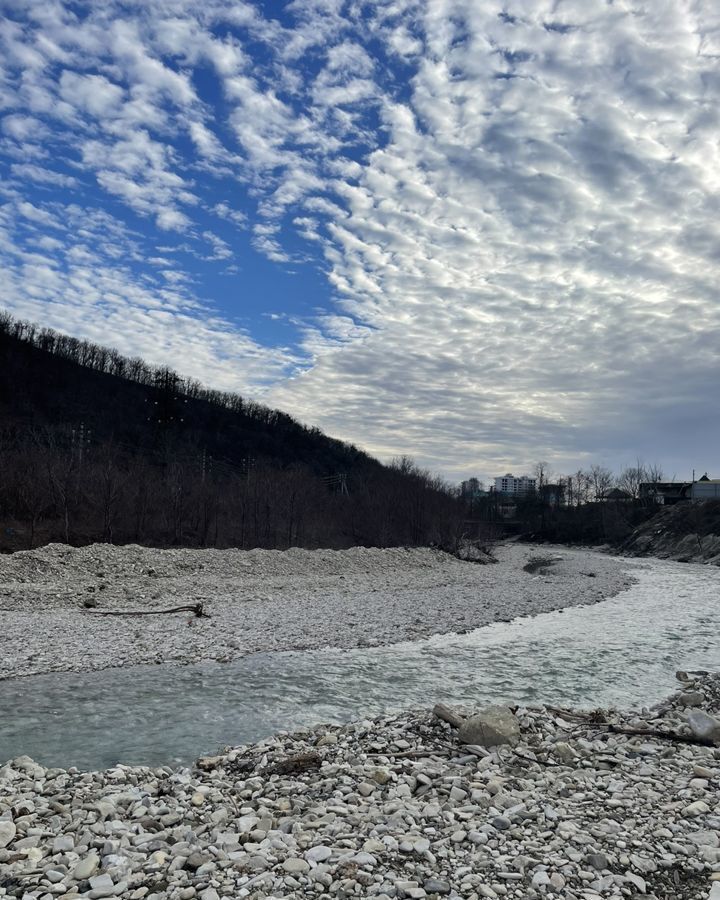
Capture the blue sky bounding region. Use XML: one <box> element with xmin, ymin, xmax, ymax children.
<box><xmin>1</xmin><ymin>0</ymin><xmax>720</xmax><ymax>483</ymax></box>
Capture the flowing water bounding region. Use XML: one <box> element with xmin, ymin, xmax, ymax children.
<box><xmin>1</xmin><ymin>555</ymin><xmax>718</xmax><ymax>770</ymax></box>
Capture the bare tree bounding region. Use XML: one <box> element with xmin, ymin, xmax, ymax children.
<box><xmin>589</xmin><ymin>465</ymin><xmax>615</xmax><ymax>501</ymax></box>
<box><xmin>533</xmin><ymin>461</ymin><xmax>551</xmax><ymax>492</ymax></box>
<box><xmin>617</xmin><ymin>459</ymin><xmax>651</xmax><ymax>499</ymax></box>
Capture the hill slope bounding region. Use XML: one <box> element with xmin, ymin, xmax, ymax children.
<box><xmin>0</xmin><ymin>314</ymin><xmax>376</xmax><ymax>476</ymax></box>
<box><xmin>0</xmin><ymin>312</ymin><xmax>461</xmax><ymax>551</ymax></box>
<box><xmin>619</xmin><ymin>500</ymin><xmax>720</xmax><ymax>564</ymax></box>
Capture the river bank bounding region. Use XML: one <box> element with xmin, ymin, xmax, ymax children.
<box><xmin>618</xmin><ymin>501</ymin><xmax>720</xmax><ymax>566</ymax></box>
<box><xmin>2</xmin><ymin>673</ymin><xmax>720</xmax><ymax>900</ymax></box>
<box><xmin>0</xmin><ymin>542</ymin><xmax>633</xmax><ymax>681</ymax></box>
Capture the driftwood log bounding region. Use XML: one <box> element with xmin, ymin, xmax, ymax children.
<box><xmin>598</xmin><ymin>723</ymin><xmax>714</xmax><ymax>747</ymax></box>
<box><xmin>261</xmin><ymin>751</ymin><xmax>322</xmax><ymax>776</ymax></box>
<box><xmin>433</xmin><ymin>702</ymin><xmax>465</xmax><ymax>728</ymax></box>
<box><xmin>83</xmin><ymin>602</ymin><xmax>208</xmax><ymax>618</ymax></box>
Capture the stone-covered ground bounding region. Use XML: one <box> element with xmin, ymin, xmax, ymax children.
<box><xmin>1</xmin><ymin>673</ymin><xmax>719</xmax><ymax>900</ymax></box>
<box><xmin>0</xmin><ymin>542</ymin><xmax>634</xmax><ymax>680</ymax></box>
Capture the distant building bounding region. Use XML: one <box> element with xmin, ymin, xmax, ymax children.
<box><xmin>494</xmin><ymin>473</ymin><xmax>537</xmax><ymax>496</ymax></box>
<box><xmin>460</xmin><ymin>477</ymin><xmax>486</xmax><ymax>500</ymax></box>
<box><xmin>692</xmin><ymin>475</ymin><xmax>720</xmax><ymax>501</ymax></box>
<box><xmin>605</xmin><ymin>488</ymin><xmax>633</xmax><ymax>502</ymax></box>
<box><xmin>639</xmin><ymin>482</ymin><xmax>692</xmax><ymax>505</ymax></box>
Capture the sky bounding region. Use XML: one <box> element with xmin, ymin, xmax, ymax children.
<box><xmin>1</xmin><ymin>0</ymin><xmax>719</xmax><ymax>484</ymax></box>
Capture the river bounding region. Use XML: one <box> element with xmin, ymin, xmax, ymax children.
<box><xmin>1</xmin><ymin>554</ymin><xmax>718</xmax><ymax>770</ymax></box>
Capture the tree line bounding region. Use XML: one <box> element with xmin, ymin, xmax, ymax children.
<box><xmin>0</xmin><ymin>311</ymin><xmax>465</xmax><ymax>551</ymax></box>
<box><xmin>461</xmin><ymin>460</ymin><xmax>679</xmax><ymax>544</ymax></box>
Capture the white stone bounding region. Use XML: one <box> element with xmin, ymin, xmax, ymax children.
<box><xmin>0</xmin><ymin>819</ymin><xmax>16</xmax><ymax>849</ymax></box>
<box><xmin>686</xmin><ymin>710</ymin><xmax>720</xmax><ymax>745</ymax></box>
<box><xmin>283</xmin><ymin>858</ymin><xmax>310</xmax><ymax>874</ymax></box>
<box><xmin>305</xmin><ymin>846</ymin><xmax>332</xmax><ymax>863</ymax></box>
<box><xmin>683</xmin><ymin>800</ymin><xmax>710</xmax><ymax>818</ymax></box>
<box><xmin>88</xmin><ymin>874</ymin><xmax>115</xmax><ymax>899</ymax></box>
<box><xmin>73</xmin><ymin>852</ymin><xmax>100</xmax><ymax>880</ymax></box>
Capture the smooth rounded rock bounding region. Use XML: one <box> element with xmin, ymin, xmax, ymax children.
<box><xmin>282</xmin><ymin>858</ymin><xmax>310</xmax><ymax>874</ymax></box>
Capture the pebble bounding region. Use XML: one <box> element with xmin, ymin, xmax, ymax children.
<box><xmin>88</xmin><ymin>874</ymin><xmax>115</xmax><ymax>898</ymax></box>
<box><xmin>0</xmin><ymin>819</ymin><xmax>16</xmax><ymax>848</ymax></box>
<box><xmin>424</xmin><ymin>878</ymin><xmax>451</xmax><ymax>894</ymax></box>
<box><xmin>282</xmin><ymin>857</ymin><xmax>310</xmax><ymax>873</ymax></box>
<box><xmin>305</xmin><ymin>845</ymin><xmax>332</xmax><ymax>862</ymax></box>
<box><xmin>72</xmin><ymin>852</ymin><xmax>100</xmax><ymax>879</ymax></box>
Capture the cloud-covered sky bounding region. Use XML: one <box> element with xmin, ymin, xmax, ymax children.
<box><xmin>2</xmin><ymin>0</ymin><xmax>719</xmax><ymax>482</ymax></box>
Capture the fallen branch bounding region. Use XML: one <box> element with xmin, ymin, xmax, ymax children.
<box><xmin>369</xmin><ymin>739</ymin><xmax>462</xmax><ymax>760</ymax></box>
<box><xmin>261</xmin><ymin>751</ymin><xmax>322</xmax><ymax>776</ymax></box>
<box><xmin>513</xmin><ymin>748</ymin><xmax>558</xmax><ymax>767</ymax></box>
<box><xmin>368</xmin><ymin>748</ymin><xmax>448</xmax><ymax>760</ymax></box>
<box><xmin>594</xmin><ymin>723</ymin><xmax>713</xmax><ymax>747</ymax></box>
<box><xmin>83</xmin><ymin>602</ymin><xmax>208</xmax><ymax>618</ymax></box>
<box><xmin>433</xmin><ymin>703</ymin><xmax>464</xmax><ymax>729</ymax></box>
<box><xmin>542</xmin><ymin>705</ymin><xmax>607</xmax><ymax>723</ymax></box>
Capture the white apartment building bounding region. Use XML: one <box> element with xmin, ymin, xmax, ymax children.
<box><xmin>494</xmin><ymin>473</ymin><xmax>537</xmax><ymax>495</ymax></box>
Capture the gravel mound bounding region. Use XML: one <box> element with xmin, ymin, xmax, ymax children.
<box><xmin>1</xmin><ymin>674</ymin><xmax>719</xmax><ymax>900</ymax></box>
<box><xmin>0</xmin><ymin>544</ymin><xmax>459</xmax><ymax>584</ymax></box>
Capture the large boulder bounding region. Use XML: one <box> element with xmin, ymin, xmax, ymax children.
<box><xmin>458</xmin><ymin>705</ymin><xmax>520</xmax><ymax>747</ymax></box>
<box><xmin>686</xmin><ymin>709</ymin><xmax>720</xmax><ymax>745</ymax></box>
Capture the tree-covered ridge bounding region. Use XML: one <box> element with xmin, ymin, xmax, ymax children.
<box><xmin>0</xmin><ymin>311</ymin><xmax>377</xmax><ymax>475</ymax></box>
<box><xmin>0</xmin><ymin>311</ymin><xmax>463</xmax><ymax>551</ymax></box>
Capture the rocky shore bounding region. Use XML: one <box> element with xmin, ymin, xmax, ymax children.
<box><xmin>0</xmin><ymin>542</ymin><xmax>634</xmax><ymax>680</ymax></box>
<box><xmin>2</xmin><ymin>673</ymin><xmax>720</xmax><ymax>900</ymax></box>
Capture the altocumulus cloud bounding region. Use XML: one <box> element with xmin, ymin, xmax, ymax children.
<box><xmin>1</xmin><ymin>0</ymin><xmax>719</xmax><ymax>480</ymax></box>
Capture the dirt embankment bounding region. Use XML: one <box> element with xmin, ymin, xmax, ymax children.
<box><xmin>620</xmin><ymin>500</ymin><xmax>720</xmax><ymax>565</ymax></box>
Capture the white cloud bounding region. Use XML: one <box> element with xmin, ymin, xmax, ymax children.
<box><xmin>202</xmin><ymin>229</ymin><xmax>233</xmax><ymax>260</ymax></box>
<box><xmin>2</xmin><ymin>0</ymin><xmax>720</xmax><ymax>481</ymax></box>
<box><xmin>2</xmin><ymin>114</ymin><xmax>47</xmax><ymax>140</ymax></box>
<box><xmin>266</xmin><ymin>0</ymin><xmax>720</xmax><ymax>480</ymax></box>
<box><xmin>10</xmin><ymin>163</ymin><xmax>77</xmax><ymax>187</ymax></box>
<box><xmin>58</xmin><ymin>71</ymin><xmax>125</xmax><ymax>118</ymax></box>
<box><xmin>213</xmin><ymin>202</ymin><xmax>247</xmax><ymax>227</ymax></box>
<box><xmin>0</xmin><ymin>198</ymin><xmax>297</xmax><ymax>392</ymax></box>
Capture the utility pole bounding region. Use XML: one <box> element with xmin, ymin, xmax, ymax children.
<box><xmin>322</xmin><ymin>473</ymin><xmax>350</xmax><ymax>496</ymax></box>
<box><xmin>240</xmin><ymin>456</ymin><xmax>255</xmax><ymax>484</ymax></box>
<box><xmin>71</xmin><ymin>422</ymin><xmax>91</xmax><ymax>473</ymax></box>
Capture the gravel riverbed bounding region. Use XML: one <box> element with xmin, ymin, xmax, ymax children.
<box><xmin>0</xmin><ymin>542</ymin><xmax>633</xmax><ymax>680</ymax></box>
<box><xmin>2</xmin><ymin>673</ymin><xmax>720</xmax><ymax>900</ymax></box>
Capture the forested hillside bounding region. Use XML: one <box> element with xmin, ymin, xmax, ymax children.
<box><xmin>0</xmin><ymin>312</ymin><xmax>463</xmax><ymax>551</ymax></box>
